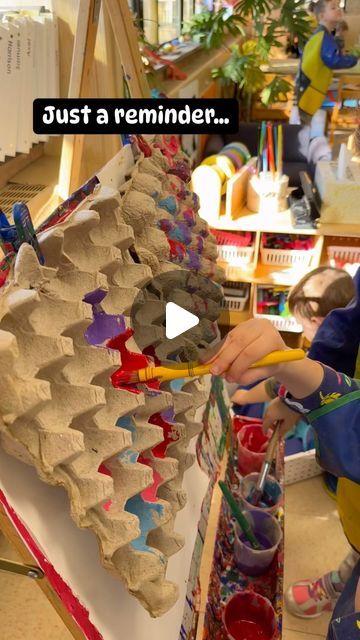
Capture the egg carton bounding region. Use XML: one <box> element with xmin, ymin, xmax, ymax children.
<box><xmin>0</xmin><ymin>141</ymin><xmax>224</xmax><ymax>617</ymax></box>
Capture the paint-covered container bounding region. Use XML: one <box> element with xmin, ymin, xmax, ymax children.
<box><xmin>223</xmin><ymin>590</ymin><xmax>279</xmax><ymax>640</ymax></box>
<box><xmin>234</xmin><ymin>509</ymin><xmax>282</xmax><ymax>576</ymax></box>
<box><xmin>239</xmin><ymin>472</ymin><xmax>283</xmax><ymax>515</ymax></box>
<box><xmin>237</xmin><ymin>424</ymin><xmax>270</xmax><ymax>476</ymax></box>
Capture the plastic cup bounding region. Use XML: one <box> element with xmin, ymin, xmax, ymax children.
<box><xmin>223</xmin><ymin>590</ymin><xmax>279</xmax><ymax>640</ymax></box>
<box><xmin>234</xmin><ymin>509</ymin><xmax>282</xmax><ymax>576</ymax></box>
<box><xmin>239</xmin><ymin>472</ymin><xmax>283</xmax><ymax>515</ymax></box>
<box><xmin>237</xmin><ymin>424</ymin><xmax>270</xmax><ymax>476</ymax></box>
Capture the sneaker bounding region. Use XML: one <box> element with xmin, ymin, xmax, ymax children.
<box><xmin>285</xmin><ymin>572</ymin><xmax>342</xmax><ymax>618</ymax></box>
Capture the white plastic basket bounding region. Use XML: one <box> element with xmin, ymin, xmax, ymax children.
<box><xmin>221</xmin><ymin>284</ymin><xmax>250</xmax><ymax>312</ymax></box>
<box><xmin>327</xmin><ymin>245</ymin><xmax>360</xmax><ymax>264</ymax></box>
<box><xmin>285</xmin><ymin>449</ymin><xmax>322</xmax><ymax>485</ymax></box>
<box><xmin>218</xmin><ymin>244</ymin><xmax>255</xmax><ymax>266</ymax></box>
<box><xmin>253</xmin><ymin>285</ymin><xmax>303</xmax><ymax>333</ymax></box>
<box><xmin>254</xmin><ymin>312</ymin><xmax>303</xmax><ymax>333</ymax></box>
<box><xmin>260</xmin><ymin>246</ymin><xmax>314</xmax><ymax>267</ymax></box>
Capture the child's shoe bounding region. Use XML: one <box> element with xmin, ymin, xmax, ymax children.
<box><xmin>285</xmin><ymin>572</ymin><xmax>344</xmax><ymax>618</ymax></box>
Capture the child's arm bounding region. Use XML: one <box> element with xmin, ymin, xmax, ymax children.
<box><xmin>208</xmin><ymin>319</ymin><xmax>360</xmax><ymax>482</ymax></box>
<box><xmin>321</xmin><ymin>30</ymin><xmax>357</xmax><ymax>69</ymax></box>
<box><xmin>231</xmin><ymin>379</ymin><xmax>273</xmax><ymax>405</ymax></box>
<box><xmin>209</xmin><ymin>318</ymin><xmax>357</xmax><ymax>403</ymax></box>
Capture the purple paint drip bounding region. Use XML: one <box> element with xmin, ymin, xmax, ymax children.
<box><xmin>83</xmin><ymin>288</ymin><xmax>126</xmax><ymax>346</ymax></box>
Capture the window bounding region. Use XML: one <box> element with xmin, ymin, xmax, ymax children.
<box><xmin>130</xmin><ymin>0</ymin><xmax>196</xmax><ymax>46</ymax></box>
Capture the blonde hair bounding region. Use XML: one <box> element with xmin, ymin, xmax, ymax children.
<box><xmin>288</xmin><ymin>266</ymin><xmax>355</xmax><ymax>320</ymax></box>
<box><xmin>309</xmin><ymin>0</ymin><xmax>332</xmax><ymax>19</ymax></box>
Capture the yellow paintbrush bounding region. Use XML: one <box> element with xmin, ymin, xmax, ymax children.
<box><xmin>118</xmin><ymin>348</ymin><xmax>305</xmax><ymax>384</ymax></box>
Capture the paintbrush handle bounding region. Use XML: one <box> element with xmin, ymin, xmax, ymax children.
<box><xmin>138</xmin><ymin>349</ymin><xmax>305</xmax><ymax>382</ymax></box>
<box><xmin>264</xmin><ymin>422</ymin><xmax>280</xmax><ymax>465</ymax></box>
<box><xmin>249</xmin><ymin>348</ymin><xmax>304</xmax><ymax>369</ymax></box>
<box><xmin>218</xmin><ymin>481</ymin><xmax>262</xmax><ymax>550</ymax></box>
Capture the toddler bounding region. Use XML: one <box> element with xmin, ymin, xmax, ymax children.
<box><xmin>232</xmin><ymin>266</ymin><xmax>355</xmax><ymax>408</ymax></box>
<box><xmin>209</xmin><ymin>317</ymin><xmax>360</xmax><ymax>639</ymax></box>
<box><xmin>297</xmin><ymin>0</ymin><xmax>358</xmax><ymax>126</ymax></box>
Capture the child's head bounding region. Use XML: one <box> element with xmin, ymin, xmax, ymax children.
<box><xmin>288</xmin><ymin>266</ymin><xmax>355</xmax><ymax>341</ymax></box>
<box><xmin>310</xmin><ymin>0</ymin><xmax>343</xmax><ymax>29</ymax></box>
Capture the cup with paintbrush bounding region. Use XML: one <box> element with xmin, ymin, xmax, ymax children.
<box><xmin>233</xmin><ymin>509</ymin><xmax>282</xmax><ymax>576</ymax></box>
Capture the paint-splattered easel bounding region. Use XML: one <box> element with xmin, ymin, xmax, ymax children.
<box><xmin>0</xmin><ymin>2</ymin><xmax>149</xmax><ymax>638</ymax></box>
<box><xmin>58</xmin><ymin>0</ymin><xmax>150</xmax><ymax>200</ymax></box>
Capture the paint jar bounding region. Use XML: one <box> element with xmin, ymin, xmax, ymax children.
<box><xmin>234</xmin><ymin>509</ymin><xmax>282</xmax><ymax>576</ymax></box>
<box><xmin>223</xmin><ymin>590</ymin><xmax>279</xmax><ymax>640</ymax></box>
<box><xmin>237</xmin><ymin>424</ymin><xmax>270</xmax><ymax>476</ymax></box>
<box><xmin>239</xmin><ymin>472</ymin><xmax>283</xmax><ymax>515</ymax></box>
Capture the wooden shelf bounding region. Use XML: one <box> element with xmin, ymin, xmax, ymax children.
<box><xmin>218</xmin><ymin>308</ymin><xmax>250</xmax><ymax>326</ymax></box>
<box><xmin>0</xmin><ymin>144</ymin><xmax>45</xmax><ymax>190</ymax></box>
<box><xmin>209</xmin><ymin>207</ymin><xmax>360</xmax><ymax>238</ymax></box>
<box><xmin>220</xmin><ymin>261</ymin><xmax>314</xmax><ymax>287</ymax></box>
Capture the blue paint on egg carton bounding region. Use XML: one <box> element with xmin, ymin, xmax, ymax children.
<box><xmin>126</xmin><ymin>495</ymin><xmax>164</xmax><ymax>553</ymax></box>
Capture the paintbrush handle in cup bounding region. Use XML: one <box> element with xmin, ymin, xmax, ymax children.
<box><xmin>218</xmin><ymin>481</ymin><xmax>262</xmax><ymax>551</ymax></box>
<box><xmin>264</xmin><ymin>422</ymin><xmax>280</xmax><ymax>465</ymax></box>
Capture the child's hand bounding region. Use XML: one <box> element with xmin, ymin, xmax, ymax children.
<box><xmin>263</xmin><ymin>397</ymin><xmax>299</xmax><ymax>437</ymax></box>
<box><xmin>208</xmin><ymin>319</ymin><xmax>286</xmax><ymax>385</ymax></box>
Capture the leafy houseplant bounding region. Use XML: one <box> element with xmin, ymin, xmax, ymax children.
<box><xmin>182</xmin><ymin>8</ymin><xmax>245</xmax><ymax>50</ymax></box>
<box><xmin>184</xmin><ymin>0</ymin><xmax>312</xmax><ymax>120</ymax></box>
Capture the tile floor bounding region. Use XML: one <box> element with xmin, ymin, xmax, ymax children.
<box><xmin>0</xmin><ymin>476</ymin><xmax>349</xmax><ymax>639</ymax></box>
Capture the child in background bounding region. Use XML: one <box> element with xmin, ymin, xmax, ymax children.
<box><xmin>297</xmin><ymin>0</ymin><xmax>358</xmax><ymax>126</ymax></box>
<box><xmin>208</xmin><ymin>317</ymin><xmax>360</xmax><ymax>640</ymax></box>
<box><xmin>231</xmin><ymin>266</ymin><xmax>355</xmax><ymax>407</ymax></box>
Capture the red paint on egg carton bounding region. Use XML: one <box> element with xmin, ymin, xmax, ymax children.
<box><xmin>108</xmin><ymin>328</ymin><xmax>160</xmax><ymax>393</ymax></box>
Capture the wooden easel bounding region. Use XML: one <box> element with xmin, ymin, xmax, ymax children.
<box><xmin>0</xmin><ymin>2</ymin><xmax>149</xmax><ymax>638</ymax></box>
<box><xmin>58</xmin><ymin>0</ymin><xmax>150</xmax><ymax>199</ymax></box>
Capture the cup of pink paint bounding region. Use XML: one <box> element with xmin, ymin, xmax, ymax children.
<box><xmin>234</xmin><ymin>509</ymin><xmax>282</xmax><ymax>576</ymax></box>
<box><xmin>237</xmin><ymin>424</ymin><xmax>270</xmax><ymax>476</ymax></box>
<box><xmin>223</xmin><ymin>590</ymin><xmax>279</xmax><ymax>640</ymax></box>
<box><xmin>239</xmin><ymin>472</ymin><xmax>283</xmax><ymax>515</ymax></box>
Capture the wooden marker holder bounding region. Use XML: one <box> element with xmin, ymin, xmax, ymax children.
<box><xmin>192</xmin><ymin>157</ymin><xmax>257</xmax><ymax>226</ymax></box>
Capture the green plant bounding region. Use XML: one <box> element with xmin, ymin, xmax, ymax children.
<box><xmin>182</xmin><ymin>8</ymin><xmax>245</xmax><ymax>50</ymax></box>
<box><xmin>211</xmin><ymin>0</ymin><xmax>311</xmax><ymax>118</ymax></box>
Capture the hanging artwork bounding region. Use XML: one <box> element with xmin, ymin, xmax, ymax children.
<box><xmin>0</xmin><ymin>137</ymin><xmax>225</xmax><ymax>624</ymax></box>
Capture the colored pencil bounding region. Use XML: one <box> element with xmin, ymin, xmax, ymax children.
<box><xmin>267</xmin><ymin>123</ymin><xmax>275</xmax><ymax>177</ymax></box>
<box><xmin>278</xmin><ymin>124</ymin><xmax>283</xmax><ymax>176</ymax></box>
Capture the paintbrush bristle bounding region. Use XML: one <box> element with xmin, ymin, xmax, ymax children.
<box><xmin>112</xmin><ymin>370</ymin><xmax>143</xmax><ymax>385</ymax></box>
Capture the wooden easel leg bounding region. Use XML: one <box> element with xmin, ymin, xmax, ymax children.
<box><xmin>58</xmin><ymin>0</ymin><xmax>101</xmax><ymax>199</ymax></box>
<box><xmin>103</xmin><ymin>0</ymin><xmax>150</xmax><ymax>99</ymax></box>
<box><xmin>0</xmin><ymin>505</ymin><xmax>85</xmax><ymax>640</ymax></box>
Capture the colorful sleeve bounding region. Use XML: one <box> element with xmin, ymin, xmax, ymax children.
<box><xmin>278</xmin><ymin>364</ymin><xmax>360</xmax><ymax>414</ymax></box>
<box><xmin>320</xmin><ymin>30</ymin><xmax>357</xmax><ymax>69</ymax></box>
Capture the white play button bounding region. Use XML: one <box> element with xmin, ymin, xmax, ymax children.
<box><xmin>165</xmin><ymin>302</ymin><xmax>199</xmax><ymax>340</ymax></box>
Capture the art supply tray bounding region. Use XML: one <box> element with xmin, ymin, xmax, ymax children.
<box><xmin>201</xmin><ymin>422</ymin><xmax>284</xmax><ymax>639</ymax></box>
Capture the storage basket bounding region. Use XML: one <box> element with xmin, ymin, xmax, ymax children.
<box><xmin>260</xmin><ymin>246</ymin><xmax>314</xmax><ymax>267</ymax></box>
<box><xmin>260</xmin><ymin>234</ymin><xmax>315</xmax><ymax>267</ymax></box>
<box><xmin>218</xmin><ymin>244</ymin><xmax>255</xmax><ymax>266</ymax></box>
<box><xmin>253</xmin><ymin>285</ymin><xmax>303</xmax><ymax>333</ymax></box>
<box><xmin>221</xmin><ymin>283</ymin><xmax>250</xmax><ymax>312</ymax></box>
<box><xmin>327</xmin><ymin>245</ymin><xmax>360</xmax><ymax>264</ymax></box>
<box><xmin>285</xmin><ymin>449</ymin><xmax>322</xmax><ymax>485</ymax></box>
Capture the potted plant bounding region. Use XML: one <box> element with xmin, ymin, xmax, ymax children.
<box><xmin>184</xmin><ymin>0</ymin><xmax>312</xmax><ymax>120</ymax></box>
